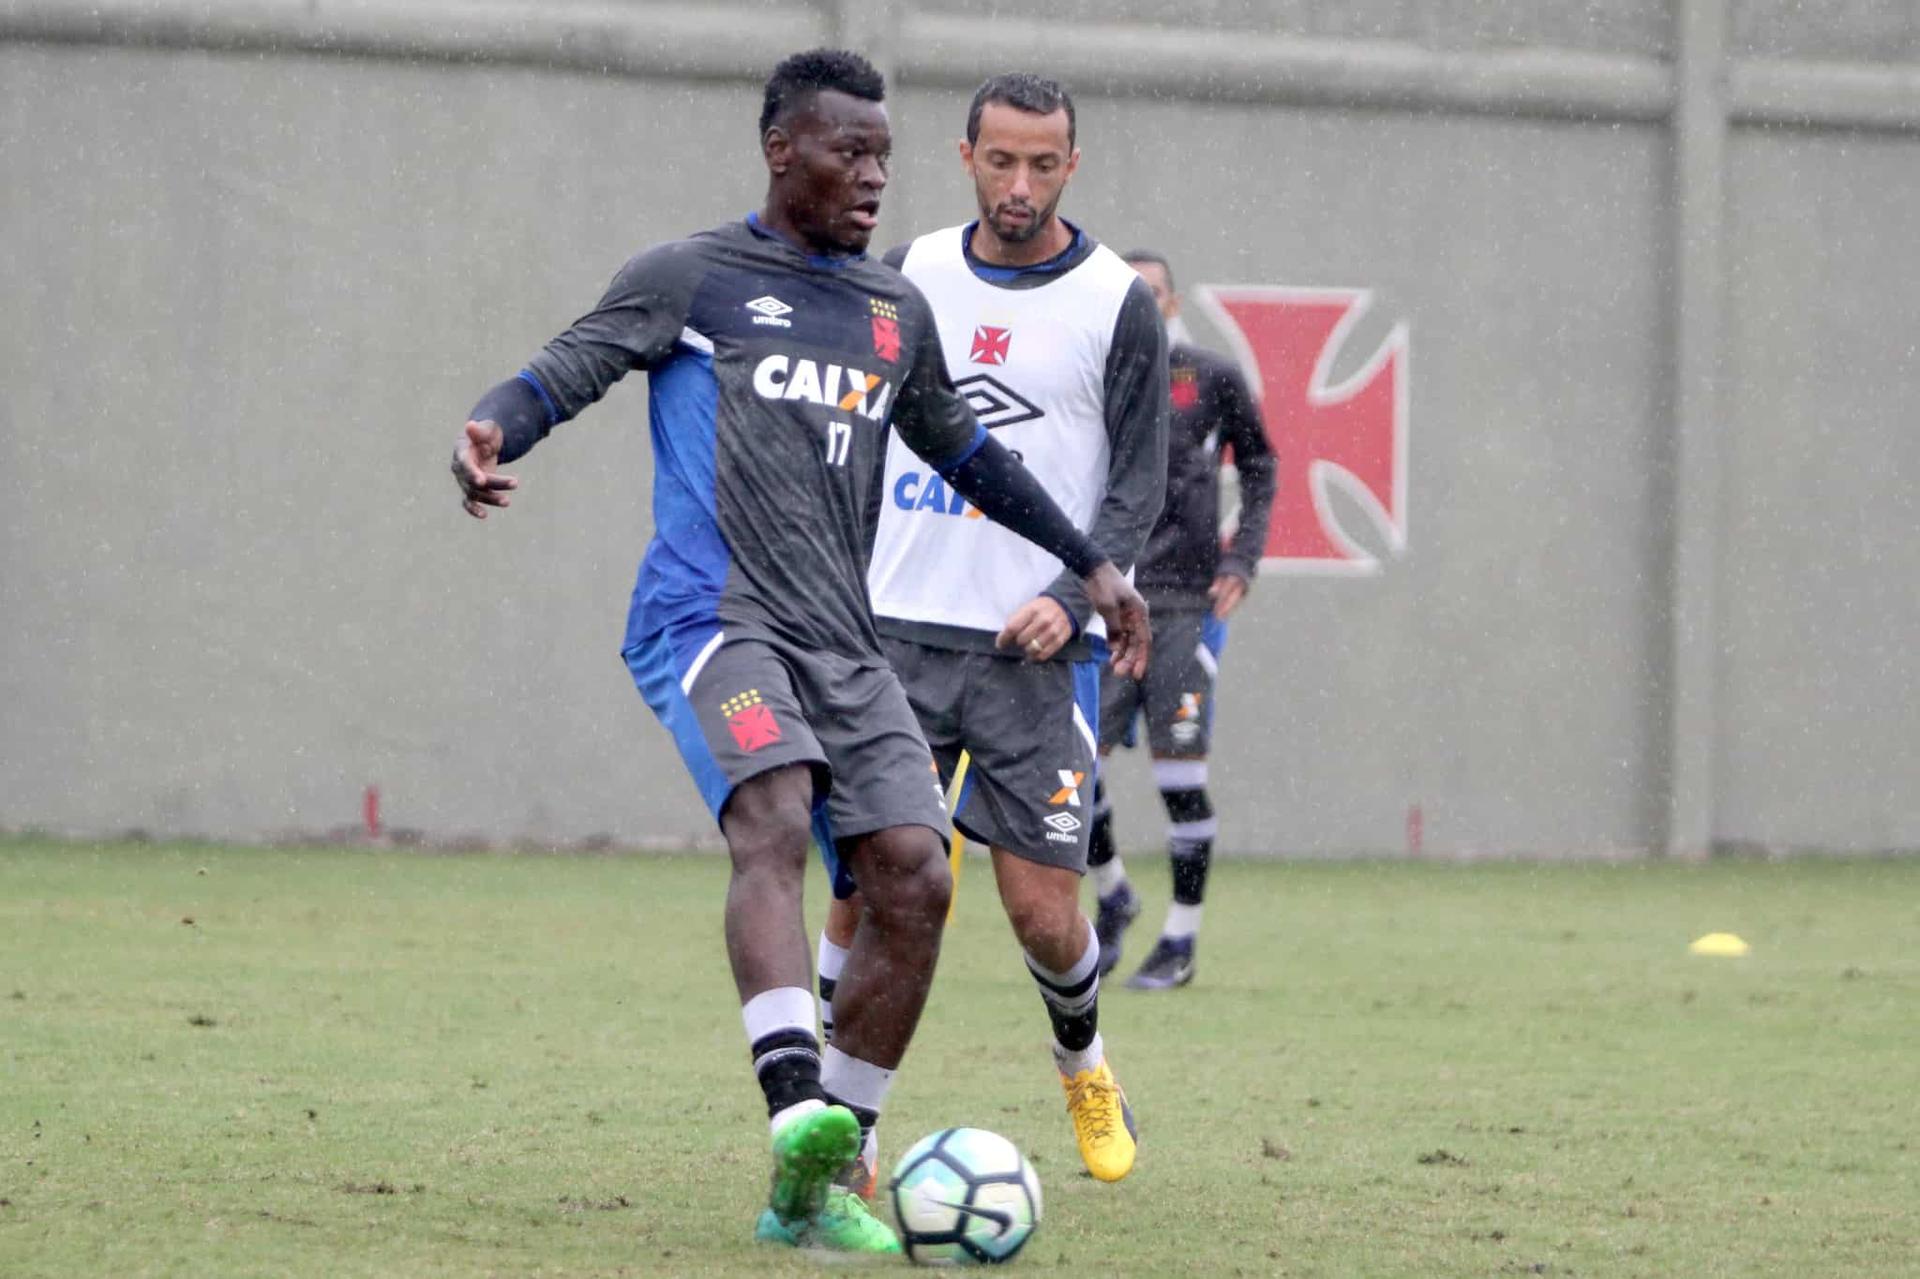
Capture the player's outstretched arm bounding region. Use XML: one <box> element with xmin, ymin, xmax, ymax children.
<box><xmin>452</xmin><ymin>420</ymin><xmax>518</xmax><ymax>519</ymax></box>
<box><xmin>450</xmin><ymin>241</ymin><xmax>704</xmax><ymax>522</ymax></box>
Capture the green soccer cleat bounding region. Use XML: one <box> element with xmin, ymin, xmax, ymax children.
<box><xmin>754</xmin><ymin>1190</ymin><xmax>902</xmax><ymax>1255</ymax></box>
<box><xmin>763</xmin><ymin>1104</ymin><xmax>861</xmax><ymax>1229</ymax></box>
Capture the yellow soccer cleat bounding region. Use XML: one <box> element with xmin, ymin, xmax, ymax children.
<box><xmin>1060</xmin><ymin>1059</ymin><xmax>1138</xmax><ymax>1182</ymax></box>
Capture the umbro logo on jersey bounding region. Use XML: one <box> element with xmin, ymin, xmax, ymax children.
<box><xmin>970</xmin><ymin>325</ymin><xmax>1011</xmax><ymax>365</ymax></box>
<box><xmin>1048</xmin><ymin>770</ymin><xmax>1086</xmax><ymax>807</ymax></box>
<box><xmin>953</xmin><ymin>373</ymin><xmax>1042</xmax><ymax>430</ymax></box>
<box><xmin>1042</xmin><ymin>811</ymin><xmax>1082</xmax><ymax>841</ymax></box>
<box><xmin>745</xmin><ymin>295</ymin><xmax>794</xmax><ymax>328</ymax></box>
<box><xmin>753</xmin><ymin>355</ymin><xmax>894</xmax><ymax>421</ymax></box>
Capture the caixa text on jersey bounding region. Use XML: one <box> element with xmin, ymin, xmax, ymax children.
<box><xmin>752</xmin><ymin>354</ymin><xmax>894</xmax><ymax>421</ymax></box>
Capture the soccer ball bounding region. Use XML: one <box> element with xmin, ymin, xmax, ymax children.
<box><xmin>889</xmin><ymin>1127</ymin><xmax>1042</xmax><ymax>1265</ymax></box>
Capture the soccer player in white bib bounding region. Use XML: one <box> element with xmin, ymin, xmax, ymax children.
<box><xmin>817</xmin><ymin>73</ymin><xmax>1168</xmax><ymax>1188</ymax></box>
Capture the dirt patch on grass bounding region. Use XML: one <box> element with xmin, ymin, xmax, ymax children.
<box><xmin>1417</xmin><ymin>1149</ymin><xmax>1470</xmax><ymax>1166</ymax></box>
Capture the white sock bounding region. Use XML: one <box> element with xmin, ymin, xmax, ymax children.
<box><xmin>820</xmin><ymin>1046</ymin><xmax>895</xmax><ymax>1116</ymax></box>
<box><xmin>1053</xmin><ymin>1030</ymin><xmax>1105</xmax><ymax>1080</ymax></box>
<box><xmin>1163</xmin><ymin>902</ymin><xmax>1203</xmax><ymax>939</ymax></box>
<box><xmin>742</xmin><ymin>985</ymin><xmax>818</xmax><ymax>1042</ymax></box>
<box><xmin>822</xmin><ymin>1046</ymin><xmax>895</xmax><ymax>1165</ymax></box>
<box><xmin>1091</xmin><ymin>857</ymin><xmax>1128</xmax><ymax>896</ymax></box>
<box><xmin>817</xmin><ymin>933</ymin><xmax>850</xmax><ymax>982</ymax></box>
<box><xmin>816</xmin><ymin>932</ymin><xmax>850</xmax><ymax>1041</ymax></box>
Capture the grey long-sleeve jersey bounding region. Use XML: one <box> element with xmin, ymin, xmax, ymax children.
<box><xmin>475</xmin><ymin>216</ymin><xmax>1100</xmax><ymax>673</ymax></box>
<box><xmin>1135</xmin><ymin>341</ymin><xmax>1278</xmax><ymax>610</ymax></box>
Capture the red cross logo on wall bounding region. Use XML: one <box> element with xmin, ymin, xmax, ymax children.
<box><xmin>970</xmin><ymin>325</ymin><xmax>1011</xmax><ymax>365</ymax></box>
<box><xmin>1196</xmin><ymin>287</ymin><xmax>1408</xmax><ymax>573</ymax></box>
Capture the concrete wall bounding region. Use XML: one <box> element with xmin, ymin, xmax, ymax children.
<box><xmin>2</xmin><ymin>0</ymin><xmax>1916</xmax><ymax>857</ymax></box>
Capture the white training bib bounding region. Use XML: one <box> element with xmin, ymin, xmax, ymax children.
<box><xmin>870</xmin><ymin>225</ymin><xmax>1139</xmax><ymax>638</ymax></box>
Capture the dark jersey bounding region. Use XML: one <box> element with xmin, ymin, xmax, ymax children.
<box><xmin>1134</xmin><ymin>341</ymin><xmax>1278</xmax><ymax>609</ymax></box>
<box><xmin>510</xmin><ymin>216</ymin><xmax>983</xmax><ymax>674</ymax></box>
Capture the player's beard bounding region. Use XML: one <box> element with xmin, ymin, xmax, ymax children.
<box><xmin>979</xmin><ymin>189</ymin><xmax>1062</xmax><ymax>245</ymax></box>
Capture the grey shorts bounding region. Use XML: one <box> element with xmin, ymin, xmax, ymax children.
<box><xmin>1098</xmin><ymin>609</ymin><xmax>1229</xmax><ymax>757</ymax></box>
<box><xmin>879</xmin><ymin>636</ymin><xmax>1101</xmax><ymax>872</ymax></box>
<box><xmin>626</xmin><ymin>628</ymin><xmax>949</xmax><ymax>878</ymax></box>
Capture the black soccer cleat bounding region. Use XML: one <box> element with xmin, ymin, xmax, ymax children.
<box><xmin>1093</xmin><ymin>884</ymin><xmax>1141</xmax><ymax>977</ymax></box>
<box><xmin>1125</xmin><ymin>935</ymin><xmax>1195</xmax><ymax>990</ymax></box>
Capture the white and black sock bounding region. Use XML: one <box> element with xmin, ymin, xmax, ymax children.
<box><xmin>821</xmin><ymin>1045</ymin><xmax>894</xmax><ymax>1171</ymax></box>
<box><xmin>1154</xmin><ymin>759</ymin><xmax>1216</xmax><ymax>941</ymax></box>
<box><xmin>1088</xmin><ymin>769</ymin><xmax>1128</xmax><ymax>897</ymax></box>
<box><xmin>742</xmin><ymin>986</ymin><xmax>826</xmax><ymax>1130</ymax></box>
<box><xmin>815</xmin><ymin>932</ymin><xmax>849</xmax><ymax>1046</ymax></box>
<box><xmin>1026</xmin><ymin>916</ymin><xmax>1102</xmax><ymax>1070</ymax></box>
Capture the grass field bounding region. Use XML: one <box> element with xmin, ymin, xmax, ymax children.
<box><xmin>2</xmin><ymin>838</ymin><xmax>1916</xmax><ymax>1277</ymax></box>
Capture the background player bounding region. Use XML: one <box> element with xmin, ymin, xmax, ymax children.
<box><xmin>1089</xmin><ymin>248</ymin><xmax>1278</xmax><ymax>989</ymax></box>
<box><xmin>820</xmin><ymin>72</ymin><xmax>1167</xmax><ymax>1187</ymax></box>
<box><xmin>449</xmin><ymin>49</ymin><xmax>1149</xmax><ymax>1256</ymax></box>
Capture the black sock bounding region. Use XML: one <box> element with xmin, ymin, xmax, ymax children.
<box><xmin>1171</xmin><ymin>841</ymin><xmax>1212</xmax><ymax>905</ymax></box>
<box><xmin>1162</xmin><ymin>785</ymin><xmax>1216</xmax><ymax>907</ymax></box>
<box><xmin>751</xmin><ymin>1028</ymin><xmax>826</xmax><ymax>1118</ymax></box>
<box><xmin>1089</xmin><ymin>777</ymin><xmax>1116</xmax><ymax>869</ymax></box>
<box><xmin>1027</xmin><ymin>920</ymin><xmax>1101</xmax><ymax>1053</ymax></box>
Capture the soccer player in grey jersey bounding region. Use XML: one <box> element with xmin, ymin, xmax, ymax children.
<box><xmin>449</xmin><ymin>49</ymin><xmax>1149</xmax><ymax>1258</ymax></box>
<box><xmin>1091</xmin><ymin>249</ymin><xmax>1279</xmax><ymax>989</ymax></box>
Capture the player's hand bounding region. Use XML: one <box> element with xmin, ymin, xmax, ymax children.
<box><xmin>453</xmin><ymin>420</ymin><xmax>519</xmax><ymax>519</ymax></box>
<box><xmin>1081</xmin><ymin>562</ymin><xmax>1151</xmax><ymax>680</ymax></box>
<box><xmin>1209</xmin><ymin>572</ymin><xmax>1249</xmax><ymax>620</ymax></box>
<box><xmin>996</xmin><ymin>596</ymin><xmax>1075</xmax><ymax>664</ymax></box>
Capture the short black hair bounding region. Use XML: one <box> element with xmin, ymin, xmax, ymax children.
<box><xmin>760</xmin><ymin>48</ymin><xmax>885</xmax><ymax>138</ymax></box>
<box><xmin>1122</xmin><ymin>248</ymin><xmax>1174</xmax><ymax>291</ymax></box>
<box><xmin>966</xmin><ymin>72</ymin><xmax>1076</xmax><ymax>149</ymax></box>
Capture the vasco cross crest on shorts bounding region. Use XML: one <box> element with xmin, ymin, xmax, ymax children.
<box><xmin>720</xmin><ymin>689</ymin><xmax>783</xmax><ymax>753</ymax></box>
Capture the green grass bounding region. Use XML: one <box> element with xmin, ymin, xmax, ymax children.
<box><xmin>2</xmin><ymin>838</ymin><xmax>1916</xmax><ymax>1277</ymax></box>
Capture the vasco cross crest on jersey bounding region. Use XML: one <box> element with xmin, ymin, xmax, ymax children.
<box><xmin>970</xmin><ymin>325</ymin><xmax>1011</xmax><ymax>365</ymax></box>
<box><xmin>871</xmin><ymin>316</ymin><xmax>901</xmax><ymax>362</ymax></box>
<box><xmin>869</xmin><ymin>297</ymin><xmax>901</xmax><ymax>362</ymax></box>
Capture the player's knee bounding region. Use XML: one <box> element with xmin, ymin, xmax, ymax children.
<box><xmin>720</xmin><ymin>778</ymin><xmax>814</xmax><ymax>878</ymax></box>
<box><xmin>1000</xmin><ymin>882</ymin><xmax>1077</xmax><ymax>955</ymax></box>
<box><xmin>870</xmin><ymin>843</ymin><xmax>950</xmax><ymax>932</ymax></box>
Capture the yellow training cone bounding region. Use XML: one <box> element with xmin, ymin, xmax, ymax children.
<box><xmin>1689</xmin><ymin>932</ymin><xmax>1751</xmax><ymax>957</ymax></box>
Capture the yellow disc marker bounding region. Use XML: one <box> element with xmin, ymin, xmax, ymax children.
<box><xmin>1688</xmin><ymin>932</ymin><xmax>1752</xmax><ymax>957</ymax></box>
